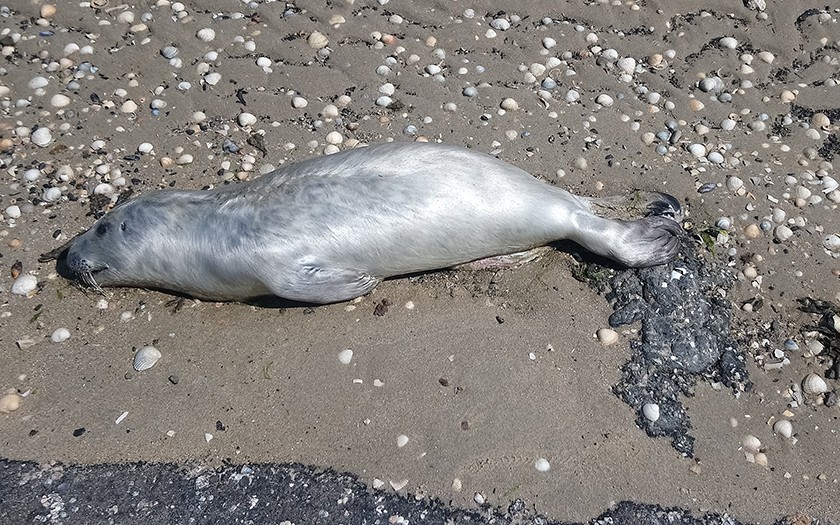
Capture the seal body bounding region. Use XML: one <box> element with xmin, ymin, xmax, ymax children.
<box><xmin>59</xmin><ymin>143</ymin><xmax>682</xmax><ymax>303</ymax></box>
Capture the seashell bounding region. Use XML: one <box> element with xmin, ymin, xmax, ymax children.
<box><xmin>50</xmin><ymin>328</ymin><xmax>71</xmax><ymax>343</ymax></box>
<box><xmin>0</xmin><ymin>393</ymin><xmax>22</xmax><ymax>414</ymax></box>
<box><xmin>196</xmin><ymin>28</ymin><xmax>216</xmax><ymax>42</ymax></box>
<box><xmin>741</xmin><ymin>434</ymin><xmax>761</xmax><ymax>454</ymax></box>
<box><xmin>774</xmin><ymin>225</ymin><xmax>793</xmax><ymax>242</ymax></box>
<box><xmin>161</xmin><ymin>46</ymin><xmax>179</xmax><ymax>59</ymax></box>
<box><xmin>806</xmin><ymin>339</ymin><xmax>826</xmax><ymax>355</ymax></box>
<box><xmin>534</xmin><ymin>458</ymin><xmax>551</xmax><ymax>472</ymax></box>
<box><xmin>596</xmin><ymin>328</ymin><xmax>619</xmax><ymax>346</ymax></box>
<box><xmin>802</xmin><ymin>373</ymin><xmax>829</xmax><ymax>395</ymax></box>
<box><xmin>133</xmin><ymin>345</ymin><xmax>162</xmax><ymax>371</ymax></box>
<box><xmin>753</xmin><ymin>452</ymin><xmax>768</xmax><ymax>467</ymax></box>
<box><xmin>238</xmin><ymin>112</ymin><xmax>257</xmax><ymax>127</ymax></box>
<box><xmin>389</xmin><ymin>479</ymin><xmax>408</xmax><ymax>491</ymax></box>
<box><xmin>595</xmin><ymin>94</ymin><xmax>614</xmax><ymax>107</ymax></box>
<box><xmin>31</xmin><ymin>127</ymin><xmax>53</xmax><ymax>147</ymax></box>
<box><xmin>773</xmin><ymin>419</ymin><xmax>793</xmax><ymax>439</ymax></box>
<box><xmin>823</xmin><ymin>234</ymin><xmax>840</xmax><ymax>254</ymax></box>
<box><xmin>307</xmin><ymin>31</ymin><xmax>328</xmax><ymax>49</ymax></box>
<box><xmin>338</xmin><ymin>349</ymin><xmax>353</xmax><ymax>364</ymax></box>
<box><xmin>11</xmin><ymin>274</ymin><xmax>38</xmax><ymax>296</ymax></box>
<box><xmin>642</xmin><ymin>403</ymin><xmax>660</xmax><ymax>422</ymax></box>
<box><xmin>396</xmin><ymin>434</ymin><xmax>409</xmax><ymax>447</ymax></box>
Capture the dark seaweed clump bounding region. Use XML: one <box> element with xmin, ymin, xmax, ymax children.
<box><xmin>603</xmin><ymin>237</ymin><xmax>749</xmax><ymax>456</ymax></box>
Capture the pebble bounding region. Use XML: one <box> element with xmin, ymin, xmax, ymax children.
<box><xmin>534</xmin><ymin>458</ymin><xmax>551</xmax><ymax>472</ymax></box>
<box><xmin>707</xmin><ymin>151</ymin><xmax>724</xmax><ymax>164</ymax></box>
<box><xmin>565</xmin><ymin>90</ymin><xmax>580</xmax><ymax>103</ymax></box>
<box><xmin>396</xmin><ymin>434</ymin><xmax>409</xmax><ymax>447</ymax></box>
<box><xmin>292</xmin><ymin>96</ymin><xmax>308</xmax><ymax>108</ymax></box>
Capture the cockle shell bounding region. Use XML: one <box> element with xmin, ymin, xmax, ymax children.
<box><xmin>0</xmin><ymin>393</ymin><xmax>22</xmax><ymax>414</ymax></box>
<box><xmin>773</xmin><ymin>419</ymin><xmax>793</xmax><ymax>439</ymax></box>
<box><xmin>133</xmin><ymin>346</ymin><xmax>162</xmax><ymax>371</ymax></box>
<box><xmin>802</xmin><ymin>373</ymin><xmax>829</xmax><ymax>395</ymax></box>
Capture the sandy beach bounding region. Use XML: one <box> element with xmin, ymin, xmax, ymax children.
<box><xmin>1</xmin><ymin>1</ymin><xmax>839</xmax><ymax>523</ymax></box>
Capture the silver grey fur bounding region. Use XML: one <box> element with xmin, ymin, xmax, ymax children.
<box><xmin>62</xmin><ymin>142</ymin><xmax>682</xmax><ymax>303</ymax></box>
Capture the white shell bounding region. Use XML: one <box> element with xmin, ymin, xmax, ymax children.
<box><xmin>773</xmin><ymin>419</ymin><xmax>793</xmax><ymax>439</ymax></box>
<box><xmin>11</xmin><ymin>275</ymin><xmax>38</xmax><ymax>296</ymax></box>
<box><xmin>133</xmin><ymin>346</ymin><xmax>162</xmax><ymax>371</ymax></box>
<box><xmin>50</xmin><ymin>328</ymin><xmax>71</xmax><ymax>343</ymax></box>
<box><xmin>742</xmin><ymin>434</ymin><xmax>761</xmax><ymax>454</ymax></box>
<box><xmin>196</xmin><ymin>28</ymin><xmax>216</xmax><ymax>42</ymax></box>
<box><xmin>396</xmin><ymin>434</ymin><xmax>409</xmax><ymax>447</ymax></box>
<box><xmin>642</xmin><ymin>403</ymin><xmax>660</xmax><ymax>422</ymax></box>
<box><xmin>534</xmin><ymin>458</ymin><xmax>551</xmax><ymax>472</ymax></box>
<box><xmin>596</xmin><ymin>328</ymin><xmax>619</xmax><ymax>346</ymax></box>
<box><xmin>307</xmin><ymin>31</ymin><xmax>328</xmax><ymax>49</ymax></box>
<box><xmin>31</xmin><ymin>127</ymin><xmax>53</xmax><ymax>147</ymax></box>
<box><xmin>238</xmin><ymin>112</ymin><xmax>257</xmax><ymax>127</ymax></box>
<box><xmin>338</xmin><ymin>349</ymin><xmax>353</xmax><ymax>364</ymax></box>
<box><xmin>389</xmin><ymin>479</ymin><xmax>408</xmax><ymax>491</ymax></box>
<box><xmin>161</xmin><ymin>45</ymin><xmax>179</xmax><ymax>59</ymax></box>
<box><xmin>0</xmin><ymin>393</ymin><xmax>22</xmax><ymax>414</ymax></box>
<box><xmin>802</xmin><ymin>373</ymin><xmax>829</xmax><ymax>395</ymax></box>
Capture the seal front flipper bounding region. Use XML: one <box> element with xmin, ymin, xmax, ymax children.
<box><xmin>267</xmin><ymin>263</ymin><xmax>380</xmax><ymax>304</ymax></box>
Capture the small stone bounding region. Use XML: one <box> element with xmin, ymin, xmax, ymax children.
<box><xmin>534</xmin><ymin>458</ymin><xmax>551</xmax><ymax>472</ymax></box>
<box><xmin>708</xmin><ymin>151</ymin><xmax>724</xmax><ymax>164</ymax></box>
<box><xmin>292</xmin><ymin>96</ymin><xmax>308</xmax><ymax>108</ymax></box>
<box><xmin>396</xmin><ymin>434</ymin><xmax>409</xmax><ymax>447</ymax></box>
<box><xmin>120</xmin><ymin>100</ymin><xmax>138</xmax><ymax>113</ymax></box>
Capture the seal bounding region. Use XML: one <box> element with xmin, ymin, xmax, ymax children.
<box><xmin>44</xmin><ymin>142</ymin><xmax>683</xmax><ymax>303</ymax></box>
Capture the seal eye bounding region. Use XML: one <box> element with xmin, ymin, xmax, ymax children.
<box><xmin>96</xmin><ymin>223</ymin><xmax>109</xmax><ymax>236</ymax></box>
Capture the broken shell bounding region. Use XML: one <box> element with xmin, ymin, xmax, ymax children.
<box><xmin>0</xmin><ymin>393</ymin><xmax>22</xmax><ymax>414</ymax></box>
<box><xmin>596</xmin><ymin>328</ymin><xmax>619</xmax><ymax>346</ymax></box>
<box><xmin>133</xmin><ymin>345</ymin><xmax>162</xmax><ymax>371</ymax></box>
<box><xmin>50</xmin><ymin>328</ymin><xmax>71</xmax><ymax>343</ymax></box>
<box><xmin>11</xmin><ymin>274</ymin><xmax>38</xmax><ymax>296</ymax></box>
<box><xmin>802</xmin><ymin>373</ymin><xmax>829</xmax><ymax>395</ymax></box>
<box><xmin>389</xmin><ymin>479</ymin><xmax>408</xmax><ymax>491</ymax></box>
<box><xmin>753</xmin><ymin>452</ymin><xmax>769</xmax><ymax>467</ymax></box>
<box><xmin>773</xmin><ymin>419</ymin><xmax>793</xmax><ymax>439</ymax></box>
<box><xmin>742</xmin><ymin>434</ymin><xmax>761</xmax><ymax>454</ymax></box>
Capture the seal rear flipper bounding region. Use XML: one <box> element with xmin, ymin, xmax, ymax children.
<box><xmin>269</xmin><ymin>265</ymin><xmax>380</xmax><ymax>304</ymax></box>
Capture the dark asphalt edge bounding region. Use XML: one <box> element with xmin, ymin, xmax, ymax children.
<box><xmin>3</xmin><ymin>458</ymin><xmax>825</xmax><ymax>525</ymax></box>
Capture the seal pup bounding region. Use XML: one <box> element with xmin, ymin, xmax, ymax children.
<box><xmin>45</xmin><ymin>142</ymin><xmax>683</xmax><ymax>303</ymax></box>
